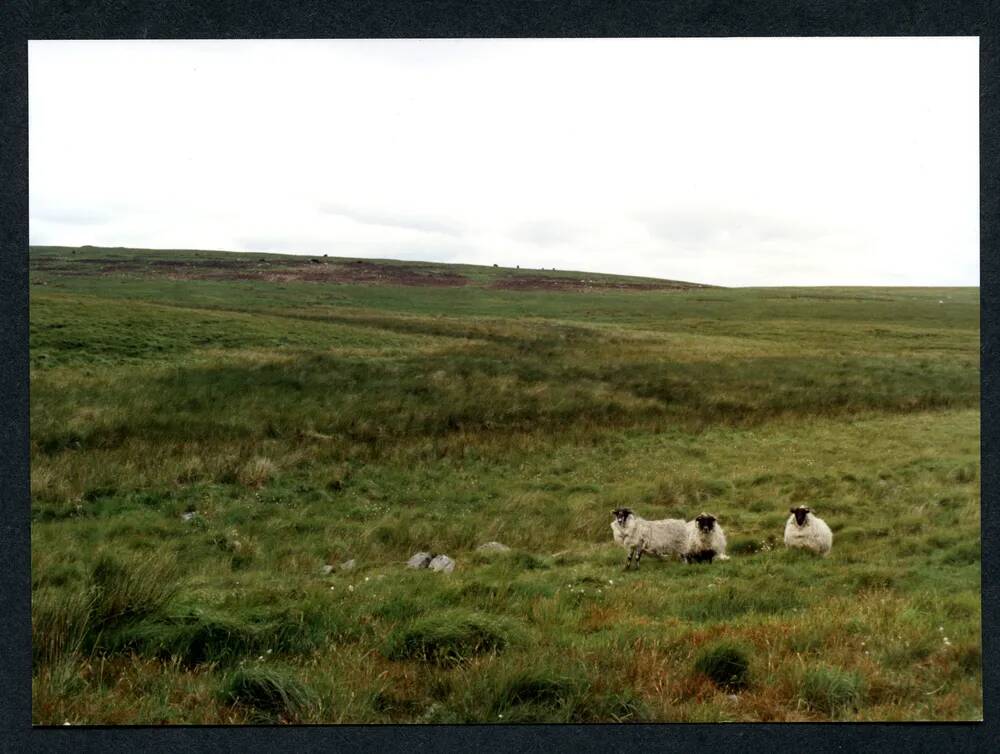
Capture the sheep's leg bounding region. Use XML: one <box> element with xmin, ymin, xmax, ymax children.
<box><xmin>624</xmin><ymin>547</ymin><xmax>635</xmax><ymax>571</ymax></box>
<box><xmin>634</xmin><ymin>548</ymin><xmax>643</xmax><ymax>569</ymax></box>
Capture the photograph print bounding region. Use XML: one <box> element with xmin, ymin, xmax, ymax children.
<box><xmin>29</xmin><ymin>37</ymin><xmax>981</xmax><ymax>724</ymax></box>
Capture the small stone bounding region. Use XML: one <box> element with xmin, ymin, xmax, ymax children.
<box><xmin>476</xmin><ymin>541</ymin><xmax>511</xmax><ymax>553</ymax></box>
<box><xmin>406</xmin><ymin>552</ymin><xmax>433</xmax><ymax>569</ymax></box>
<box><xmin>320</xmin><ymin>565</ymin><xmax>335</xmax><ymax>576</ymax></box>
<box><xmin>181</xmin><ymin>512</ymin><xmax>198</xmax><ymax>522</ymax></box>
<box><xmin>340</xmin><ymin>559</ymin><xmax>356</xmax><ymax>571</ymax></box>
<box><xmin>428</xmin><ymin>554</ymin><xmax>455</xmax><ymax>573</ymax></box>
<box><xmin>727</xmin><ymin>694</ymin><xmax>739</xmax><ymax>703</ymax></box>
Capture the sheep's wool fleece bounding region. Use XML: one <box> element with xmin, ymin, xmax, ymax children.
<box><xmin>613</xmin><ymin>515</ymin><xmax>689</xmax><ymax>558</ymax></box>
<box><xmin>685</xmin><ymin>521</ymin><xmax>729</xmax><ymax>560</ymax></box>
<box><xmin>784</xmin><ymin>513</ymin><xmax>833</xmax><ymax>556</ymax></box>
<box><xmin>610</xmin><ymin>519</ymin><xmax>627</xmax><ymax>547</ymax></box>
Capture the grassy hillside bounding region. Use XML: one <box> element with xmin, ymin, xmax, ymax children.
<box><xmin>30</xmin><ymin>246</ymin><xmax>981</xmax><ymax>723</ymax></box>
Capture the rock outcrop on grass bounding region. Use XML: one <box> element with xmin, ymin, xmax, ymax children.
<box><xmin>476</xmin><ymin>542</ymin><xmax>511</xmax><ymax>553</ymax></box>
<box><xmin>428</xmin><ymin>555</ymin><xmax>456</xmax><ymax>573</ymax></box>
<box><xmin>406</xmin><ymin>552</ymin><xmax>433</xmax><ymax>569</ymax></box>
<box><xmin>406</xmin><ymin>552</ymin><xmax>457</xmax><ymax>572</ymax></box>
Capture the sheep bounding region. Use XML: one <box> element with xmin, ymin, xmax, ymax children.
<box><xmin>784</xmin><ymin>505</ymin><xmax>832</xmax><ymax>556</ymax></box>
<box><xmin>683</xmin><ymin>512</ymin><xmax>730</xmax><ymax>563</ymax></box>
<box><xmin>610</xmin><ymin>507</ymin><xmax>689</xmax><ymax>570</ymax></box>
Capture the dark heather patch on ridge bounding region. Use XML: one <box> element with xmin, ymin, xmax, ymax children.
<box><xmin>491</xmin><ymin>275</ymin><xmax>704</xmax><ymax>292</ymax></box>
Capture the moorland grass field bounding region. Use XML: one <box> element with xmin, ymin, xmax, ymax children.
<box><xmin>29</xmin><ymin>246</ymin><xmax>981</xmax><ymax>723</ymax></box>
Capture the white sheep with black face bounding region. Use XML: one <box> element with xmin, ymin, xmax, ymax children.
<box><xmin>784</xmin><ymin>506</ymin><xmax>832</xmax><ymax>556</ymax></box>
<box><xmin>683</xmin><ymin>513</ymin><xmax>729</xmax><ymax>563</ymax></box>
<box><xmin>610</xmin><ymin>507</ymin><xmax>689</xmax><ymax>570</ymax></box>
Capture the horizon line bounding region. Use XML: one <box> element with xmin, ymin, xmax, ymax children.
<box><xmin>27</xmin><ymin>243</ymin><xmax>981</xmax><ymax>289</ymax></box>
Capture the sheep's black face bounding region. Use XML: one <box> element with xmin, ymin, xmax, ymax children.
<box><xmin>612</xmin><ymin>508</ymin><xmax>633</xmax><ymax>526</ymax></box>
<box><xmin>695</xmin><ymin>514</ymin><xmax>716</xmax><ymax>532</ymax></box>
<box><xmin>791</xmin><ymin>506</ymin><xmax>810</xmax><ymax>526</ymax></box>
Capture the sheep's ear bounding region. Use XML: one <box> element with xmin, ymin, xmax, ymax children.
<box><xmin>789</xmin><ymin>507</ymin><xmax>796</xmax><ymax>513</ymax></box>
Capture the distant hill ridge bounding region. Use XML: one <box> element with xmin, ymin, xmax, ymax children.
<box><xmin>29</xmin><ymin>245</ymin><xmax>717</xmax><ymax>291</ymax></box>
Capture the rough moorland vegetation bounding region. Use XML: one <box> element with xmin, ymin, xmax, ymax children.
<box><xmin>30</xmin><ymin>246</ymin><xmax>980</xmax><ymax>723</ymax></box>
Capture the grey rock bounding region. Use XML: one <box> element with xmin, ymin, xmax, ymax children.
<box><xmin>340</xmin><ymin>559</ymin><xmax>356</xmax><ymax>571</ymax></box>
<box><xmin>476</xmin><ymin>541</ymin><xmax>510</xmax><ymax>553</ymax></box>
<box><xmin>181</xmin><ymin>512</ymin><xmax>198</xmax><ymax>522</ymax></box>
<box><xmin>320</xmin><ymin>564</ymin><xmax>335</xmax><ymax>576</ymax></box>
<box><xmin>407</xmin><ymin>552</ymin><xmax>433</xmax><ymax>569</ymax></box>
<box><xmin>428</xmin><ymin>554</ymin><xmax>455</xmax><ymax>573</ymax></box>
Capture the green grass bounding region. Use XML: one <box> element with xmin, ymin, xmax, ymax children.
<box><xmin>799</xmin><ymin>666</ymin><xmax>868</xmax><ymax>717</ymax></box>
<box><xmin>219</xmin><ymin>666</ymin><xmax>319</xmax><ymax>723</ymax></box>
<box><xmin>29</xmin><ymin>246</ymin><xmax>981</xmax><ymax>723</ymax></box>
<box><xmin>383</xmin><ymin>609</ymin><xmax>522</xmax><ymax>665</ymax></box>
<box><xmin>693</xmin><ymin>641</ymin><xmax>753</xmax><ymax>691</ymax></box>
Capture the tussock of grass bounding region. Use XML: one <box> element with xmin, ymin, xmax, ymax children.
<box><xmin>220</xmin><ymin>666</ymin><xmax>318</xmax><ymax>722</ymax></box>
<box><xmin>799</xmin><ymin>666</ymin><xmax>867</xmax><ymax>716</ymax></box>
<box><xmin>32</xmin><ymin>589</ymin><xmax>92</xmax><ymax>666</ymax></box>
<box><xmin>237</xmin><ymin>456</ymin><xmax>277</xmax><ymax>489</ymax></box>
<box><xmin>34</xmin><ymin>551</ymin><xmax>182</xmax><ymax>666</ymax></box>
<box><xmin>88</xmin><ymin>552</ymin><xmax>179</xmax><ymax>631</ymax></box>
<box><xmin>383</xmin><ymin>609</ymin><xmax>521</xmax><ymax>664</ymax></box>
<box><xmin>427</xmin><ymin>658</ymin><xmax>651</xmax><ymax>723</ymax></box>
<box><xmin>693</xmin><ymin>641</ymin><xmax>752</xmax><ymax>691</ymax></box>
<box><xmin>103</xmin><ymin>596</ymin><xmax>359</xmax><ymax>667</ymax></box>
<box><xmin>104</xmin><ymin>606</ymin><xmax>259</xmax><ymax>666</ymax></box>
<box><xmin>462</xmin><ymin>666</ymin><xmax>590</xmax><ymax>722</ymax></box>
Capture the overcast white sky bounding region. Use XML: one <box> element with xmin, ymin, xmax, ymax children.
<box><xmin>29</xmin><ymin>38</ymin><xmax>978</xmax><ymax>286</ymax></box>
